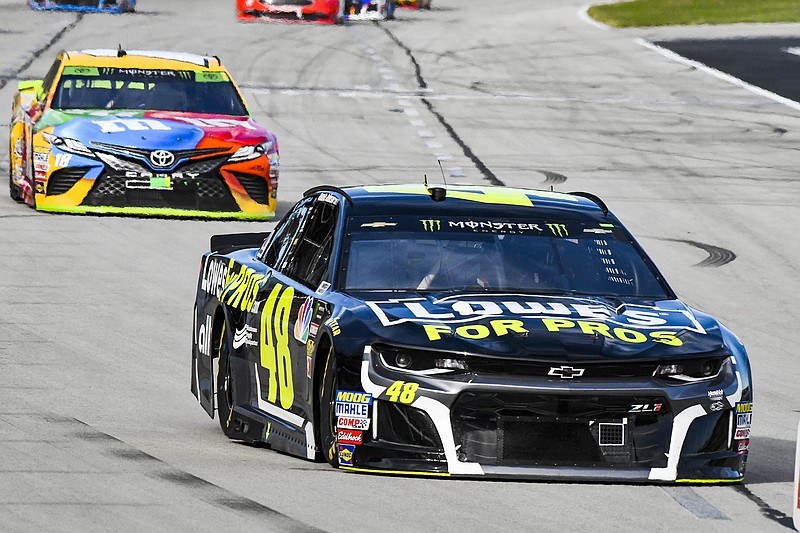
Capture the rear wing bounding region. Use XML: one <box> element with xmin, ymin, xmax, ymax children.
<box><xmin>210</xmin><ymin>232</ymin><xmax>271</xmax><ymax>253</ymax></box>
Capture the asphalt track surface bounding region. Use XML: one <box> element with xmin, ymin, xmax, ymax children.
<box><xmin>655</xmin><ymin>37</ymin><xmax>800</xmax><ymax>104</ymax></box>
<box><xmin>0</xmin><ymin>1</ymin><xmax>799</xmax><ymax>531</ymax></box>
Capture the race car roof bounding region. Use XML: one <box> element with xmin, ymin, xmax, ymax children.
<box><xmin>61</xmin><ymin>49</ymin><xmax>224</xmax><ymax>71</ymax></box>
<box><xmin>332</xmin><ymin>184</ymin><xmax>609</xmax><ymax>218</ymax></box>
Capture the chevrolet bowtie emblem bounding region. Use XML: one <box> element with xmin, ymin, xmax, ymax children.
<box><xmin>548</xmin><ymin>366</ymin><xmax>585</xmax><ymax>379</ymax></box>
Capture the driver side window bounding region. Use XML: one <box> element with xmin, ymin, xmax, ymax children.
<box><xmin>259</xmin><ymin>197</ymin><xmax>314</xmax><ymax>270</ymax></box>
<box><xmin>282</xmin><ymin>198</ymin><xmax>338</xmax><ymax>289</ymax></box>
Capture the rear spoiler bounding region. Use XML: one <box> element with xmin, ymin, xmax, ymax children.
<box><xmin>210</xmin><ymin>232</ymin><xmax>271</xmax><ymax>253</ymax></box>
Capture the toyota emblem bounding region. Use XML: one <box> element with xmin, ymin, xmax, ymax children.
<box><xmin>150</xmin><ymin>150</ymin><xmax>175</xmax><ymax>168</ymax></box>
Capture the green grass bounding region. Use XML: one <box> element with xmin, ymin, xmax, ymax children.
<box><xmin>588</xmin><ymin>0</ymin><xmax>800</xmax><ymax>28</ymax></box>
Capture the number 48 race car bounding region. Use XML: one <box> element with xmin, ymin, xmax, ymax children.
<box><xmin>191</xmin><ymin>183</ymin><xmax>752</xmax><ymax>482</ymax></box>
<box><xmin>28</xmin><ymin>0</ymin><xmax>136</xmax><ymax>12</ymax></box>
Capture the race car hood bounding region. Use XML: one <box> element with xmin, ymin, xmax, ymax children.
<box><xmin>36</xmin><ymin>109</ymin><xmax>271</xmax><ymax>149</ymax></box>
<box><xmin>349</xmin><ymin>293</ymin><xmax>727</xmax><ymax>362</ymax></box>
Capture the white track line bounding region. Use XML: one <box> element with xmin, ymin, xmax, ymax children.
<box><xmin>578</xmin><ymin>3</ymin><xmax>610</xmax><ymax>31</ymax></box>
<box><xmin>636</xmin><ymin>38</ymin><xmax>800</xmax><ymax>113</ymax></box>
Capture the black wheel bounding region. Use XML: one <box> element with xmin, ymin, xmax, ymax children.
<box><xmin>318</xmin><ymin>345</ymin><xmax>339</xmax><ymax>467</ymax></box>
<box><xmin>216</xmin><ymin>322</ymin><xmax>238</xmax><ymax>438</ymax></box>
<box><xmin>8</xmin><ymin>136</ymin><xmax>22</xmax><ymax>203</ymax></box>
<box><xmin>9</xmin><ymin>172</ymin><xmax>22</xmax><ymax>202</ymax></box>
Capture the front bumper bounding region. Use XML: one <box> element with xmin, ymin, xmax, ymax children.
<box><xmin>341</xmin><ymin>346</ymin><xmax>750</xmax><ymax>482</ymax></box>
<box><xmin>33</xmin><ymin>147</ymin><xmax>277</xmax><ymax>220</ymax></box>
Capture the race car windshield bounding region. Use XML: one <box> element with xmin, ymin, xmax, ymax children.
<box><xmin>343</xmin><ymin>216</ymin><xmax>670</xmax><ymax>299</ymax></box>
<box><xmin>51</xmin><ymin>67</ymin><xmax>248</xmax><ymax>115</ymax></box>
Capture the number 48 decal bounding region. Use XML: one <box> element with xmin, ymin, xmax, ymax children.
<box><xmin>385</xmin><ymin>381</ymin><xmax>419</xmax><ymax>404</ymax></box>
<box><xmin>260</xmin><ymin>283</ymin><xmax>295</xmax><ymax>410</ymax></box>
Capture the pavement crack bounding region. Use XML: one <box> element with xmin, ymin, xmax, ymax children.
<box><xmin>0</xmin><ymin>13</ymin><xmax>84</xmax><ymax>92</ymax></box>
<box><xmin>64</xmin><ymin>416</ymin><xmax>328</xmax><ymax>533</ymax></box>
<box><xmin>375</xmin><ymin>22</ymin><xmax>503</xmax><ymax>186</ymax></box>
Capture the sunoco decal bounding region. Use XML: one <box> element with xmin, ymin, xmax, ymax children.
<box><xmin>338</xmin><ymin>444</ymin><xmax>355</xmax><ymax>466</ymax></box>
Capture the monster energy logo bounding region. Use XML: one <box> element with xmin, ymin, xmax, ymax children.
<box><xmin>421</xmin><ymin>219</ymin><xmax>441</xmax><ymax>232</ymax></box>
<box><xmin>547</xmin><ymin>223</ymin><xmax>569</xmax><ymax>237</ymax></box>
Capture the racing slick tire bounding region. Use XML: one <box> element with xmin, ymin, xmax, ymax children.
<box><xmin>8</xmin><ymin>152</ymin><xmax>23</xmax><ymax>203</ymax></box>
<box><xmin>8</xmin><ymin>170</ymin><xmax>22</xmax><ymax>203</ymax></box>
<box><xmin>318</xmin><ymin>345</ymin><xmax>339</xmax><ymax>467</ymax></box>
<box><xmin>216</xmin><ymin>322</ymin><xmax>239</xmax><ymax>439</ymax></box>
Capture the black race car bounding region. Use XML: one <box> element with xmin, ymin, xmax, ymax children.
<box><xmin>190</xmin><ymin>183</ymin><xmax>752</xmax><ymax>482</ymax></box>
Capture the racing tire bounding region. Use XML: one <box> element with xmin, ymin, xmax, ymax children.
<box><xmin>8</xmin><ymin>154</ymin><xmax>23</xmax><ymax>203</ymax></box>
<box><xmin>8</xmin><ymin>172</ymin><xmax>22</xmax><ymax>203</ymax></box>
<box><xmin>216</xmin><ymin>322</ymin><xmax>239</xmax><ymax>439</ymax></box>
<box><xmin>318</xmin><ymin>345</ymin><xmax>339</xmax><ymax>467</ymax></box>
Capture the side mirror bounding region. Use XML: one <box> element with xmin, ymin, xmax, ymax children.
<box><xmin>18</xmin><ymin>79</ymin><xmax>43</xmax><ymax>94</ymax></box>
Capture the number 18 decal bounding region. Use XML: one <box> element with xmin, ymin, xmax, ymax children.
<box><xmin>260</xmin><ymin>283</ymin><xmax>295</xmax><ymax>410</ymax></box>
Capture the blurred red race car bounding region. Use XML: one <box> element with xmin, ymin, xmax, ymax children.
<box><xmin>236</xmin><ymin>0</ymin><xmax>343</xmax><ymax>23</ymax></box>
<box><xmin>396</xmin><ymin>0</ymin><xmax>430</xmax><ymax>8</ymax></box>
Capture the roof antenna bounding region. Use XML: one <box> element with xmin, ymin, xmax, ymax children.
<box><xmin>117</xmin><ymin>44</ymin><xmax>127</xmax><ymax>58</ymax></box>
<box><xmin>426</xmin><ymin>161</ymin><xmax>447</xmax><ymax>202</ymax></box>
<box><xmin>437</xmin><ymin>159</ymin><xmax>448</xmax><ymax>186</ymax></box>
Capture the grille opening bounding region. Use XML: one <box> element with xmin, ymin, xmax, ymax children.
<box><xmin>234</xmin><ymin>173</ymin><xmax>270</xmax><ymax>205</ymax></box>
<box><xmin>453</xmin><ymin>392</ymin><xmax>670</xmax><ymax>468</ymax></box>
<box><xmin>85</xmin><ymin>173</ymin><xmax>237</xmax><ymax>211</ymax></box>
<box><xmin>46</xmin><ymin>167</ymin><xmax>89</xmax><ymax>196</ymax></box>
<box><xmin>499</xmin><ymin>417</ymin><xmax>605</xmax><ymax>466</ymax></box>
<box><xmin>376</xmin><ymin>401</ymin><xmax>442</xmax><ymax>449</ymax></box>
<box><xmin>598</xmin><ymin>422</ymin><xmax>625</xmax><ymax>446</ymax></box>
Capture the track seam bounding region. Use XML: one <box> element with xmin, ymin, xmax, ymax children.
<box><xmin>375</xmin><ymin>22</ymin><xmax>504</xmax><ymax>186</ymax></box>
<box><xmin>733</xmin><ymin>485</ymin><xmax>795</xmax><ymax>530</ymax></box>
<box><xmin>0</xmin><ymin>14</ymin><xmax>84</xmax><ymax>92</ymax></box>
<box><xmin>64</xmin><ymin>417</ymin><xmax>327</xmax><ymax>533</ymax></box>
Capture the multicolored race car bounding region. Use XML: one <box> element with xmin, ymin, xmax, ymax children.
<box><xmin>236</xmin><ymin>0</ymin><xmax>342</xmax><ymax>23</ymax></box>
<box><xmin>396</xmin><ymin>0</ymin><xmax>430</xmax><ymax>8</ymax></box>
<box><xmin>236</xmin><ymin>0</ymin><xmax>395</xmax><ymax>23</ymax></box>
<box><xmin>28</xmin><ymin>0</ymin><xmax>136</xmax><ymax>13</ymax></box>
<box><xmin>191</xmin><ymin>183</ymin><xmax>752</xmax><ymax>482</ymax></box>
<box><xmin>343</xmin><ymin>0</ymin><xmax>395</xmax><ymax>20</ymax></box>
<box><xmin>9</xmin><ymin>49</ymin><xmax>279</xmax><ymax>219</ymax></box>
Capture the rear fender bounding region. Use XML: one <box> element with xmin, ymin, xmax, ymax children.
<box><xmin>193</xmin><ymin>253</ymin><xmax>234</xmax><ymax>417</ymax></box>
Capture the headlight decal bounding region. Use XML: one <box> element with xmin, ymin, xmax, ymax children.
<box><xmin>361</xmin><ymin>347</ymin><xmax>484</xmax><ymax>476</ymax></box>
<box><xmin>42</xmin><ymin>131</ymin><xmax>96</xmax><ymax>159</ymax></box>
<box><xmin>229</xmin><ymin>141</ymin><xmax>273</xmax><ymax>162</ymax></box>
